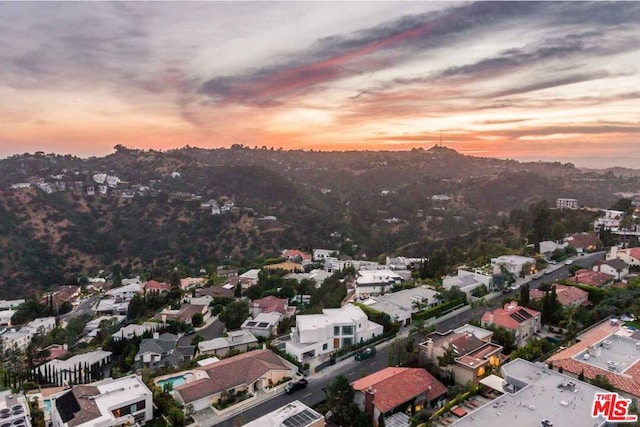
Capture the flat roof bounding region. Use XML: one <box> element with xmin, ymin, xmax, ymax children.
<box><xmin>573</xmin><ymin>333</ymin><xmax>640</xmax><ymax>376</ymax></box>
<box><xmin>454</xmin><ymin>324</ymin><xmax>493</xmax><ymax>341</ymax></box>
<box><xmin>451</xmin><ymin>359</ymin><xmax>608</xmax><ymax>427</ymax></box>
<box><xmin>243</xmin><ymin>400</ymin><xmax>323</xmax><ymax>427</ymax></box>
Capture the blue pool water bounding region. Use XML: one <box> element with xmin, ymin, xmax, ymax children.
<box><xmin>157</xmin><ymin>376</ymin><xmax>186</xmax><ymax>389</ymax></box>
<box><xmin>44</xmin><ymin>400</ymin><xmax>51</xmax><ymax>413</ymax></box>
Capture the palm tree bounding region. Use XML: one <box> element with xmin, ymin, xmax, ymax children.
<box><xmin>411</xmin><ymin>298</ymin><xmax>427</xmax><ymax>313</ymax></box>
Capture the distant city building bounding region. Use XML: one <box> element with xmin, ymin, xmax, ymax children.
<box><xmin>556</xmin><ymin>198</ymin><xmax>578</xmax><ymax>209</ymax></box>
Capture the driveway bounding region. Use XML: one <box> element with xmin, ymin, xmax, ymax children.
<box><xmin>179</xmin><ymin>318</ymin><xmax>224</xmax><ymax>346</ymax></box>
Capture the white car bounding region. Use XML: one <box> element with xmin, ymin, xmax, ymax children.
<box><xmin>565</xmin><ymin>260</ymin><xmax>573</xmax><ymax>265</ymax></box>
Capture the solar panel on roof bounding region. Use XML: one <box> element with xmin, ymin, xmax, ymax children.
<box><xmin>517</xmin><ymin>309</ymin><xmax>533</xmax><ymax>320</ymax></box>
<box><xmin>282</xmin><ymin>409</ymin><xmax>322</xmax><ymax>427</ymax></box>
<box><xmin>246</xmin><ymin>321</ymin><xmax>257</xmax><ymax>327</ymax></box>
<box><xmin>257</xmin><ymin>322</ymin><xmax>270</xmax><ymax>328</ymax></box>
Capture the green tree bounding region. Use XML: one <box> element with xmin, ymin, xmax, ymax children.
<box><xmin>191</xmin><ymin>312</ymin><xmax>204</xmax><ymax>327</ymax></box>
<box><xmin>324</xmin><ymin>375</ymin><xmax>371</xmax><ymax>427</ymax></box>
<box><xmin>519</xmin><ymin>284</ymin><xmax>530</xmax><ymax>307</ymax></box>
<box><xmin>388</xmin><ymin>338</ymin><xmax>410</xmax><ymax>367</ymax></box>
<box><xmin>245</xmin><ymin>285</ymin><xmax>263</xmax><ymax>300</ymax></box>
<box><xmin>219</xmin><ymin>301</ymin><xmax>249</xmax><ymax>330</ymax></box>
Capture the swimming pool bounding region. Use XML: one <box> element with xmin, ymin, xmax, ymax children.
<box><xmin>157</xmin><ymin>376</ymin><xmax>186</xmax><ymax>389</ymax></box>
<box><xmin>43</xmin><ymin>400</ymin><xmax>51</xmax><ymax>413</ymax></box>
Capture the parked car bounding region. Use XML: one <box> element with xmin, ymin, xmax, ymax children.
<box><xmin>565</xmin><ymin>259</ymin><xmax>573</xmax><ymax>265</ymax></box>
<box><xmin>355</xmin><ymin>346</ymin><xmax>376</xmax><ymax>361</ymax></box>
<box><xmin>544</xmin><ymin>269</ymin><xmax>552</xmax><ymax>275</ymax></box>
<box><xmin>284</xmin><ymin>378</ymin><xmax>308</xmax><ymax>394</ymax></box>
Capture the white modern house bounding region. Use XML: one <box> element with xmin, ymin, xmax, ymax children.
<box><xmin>442</xmin><ymin>269</ymin><xmax>493</xmax><ymax>297</ymax></box>
<box><xmin>50</xmin><ymin>375</ymin><xmax>152</xmax><ymax>427</ymax></box>
<box><xmin>490</xmin><ymin>255</ymin><xmax>535</xmax><ymax>276</ymax></box>
<box><xmin>313</xmin><ymin>249</ymin><xmax>337</xmax><ymax>262</ymax></box>
<box><xmin>594</xmin><ymin>209</ymin><xmax>625</xmax><ymax>232</ymax></box>
<box><xmin>364</xmin><ymin>286</ymin><xmax>440</xmax><ymax>326</ymax></box>
<box><xmin>355</xmin><ymin>270</ymin><xmax>404</xmax><ymax>297</ymax></box>
<box><xmin>198</xmin><ymin>330</ymin><xmax>258</xmax><ymax>357</ymax></box>
<box><xmin>241</xmin><ymin>312</ymin><xmax>282</xmax><ymax>338</ymax></box>
<box><xmin>286</xmin><ymin>305</ymin><xmax>383</xmax><ymax>361</ymax></box>
<box><xmin>23</xmin><ymin>316</ymin><xmax>57</xmax><ymax>335</ymax></box>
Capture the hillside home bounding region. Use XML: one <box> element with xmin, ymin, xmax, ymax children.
<box><xmin>238</xmin><ymin>269</ymin><xmax>261</xmax><ymax>288</ymax></box>
<box><xmin>608</xmin><ymin>246</ymin><xmax>640</xmax><ymax>267</ymax></box>
<box><xmin>143</xmin><ymin>280</ymin><xmax>171</xmax><ymax>294</ymax></box>
<box><xmin>0</xmin><ymin>309</ymin><xmax>15</xmax><ymax>326</ymax></box>
<box><xmin>282</xmin><ymin>249</ymin><xmax>312</xmax><ymax>263</ymax></box>
<box><xmin>249</xmin><ymin>295</ymin><xmax>292</xmax><ymax>318</ymax></box>
<box><xmin>22</xmin><ymin>316</ymin><xmax>56</xmax><ymax>335</ymax></box>
<box><xmin>364</xmin><ymin>286</ymin><xmax>439</xmax><ymax>326</ymax></box>
<box><xmin>594</xmin><ymin>209</ymin><xmax>625</xmax><ymax>232</ymax></box>
<box><xmin>452</xmin><ymin>359</ymin><xmax>612</xmax><ymax>427</ymax></box>
<box><xmin>105</xmin><ymin>282</ymin><xmax>143</xmax><ymax>301</ymax></box>
<box><xmin>154</xmin><ymin>304</ymin><xmax>210</xmax><ymax>325</ymax></box>
<box><xmin>243</xmin><ymin>400</ymin><xmax>324</xmax><ymax>427</ymax></box>
<box><xmin>355</xmin><ymin>269</ymin><xmax>404</xmax><ymax>297</ymax></box>
<box><xmin>352</xmin><ymin>367</ymin><xmax>446</xmax><ymax>426</ymax></box>
<box><xmin>567</xmin><ymin>269</ymin><xmax>614</xmax><ymax>288</ymax></box>
<box><xmin>286</xmin><ymin>305</ymin><xmax>383</xmax><ymax>361</ymax></box>
<box><xmin>135</xmin><ymin>333</ymin><xmax>194</xmax><ymax>368</ymax></box>
<box><xmin>490</xmin><ymin>255</ymin><xmax>535</xmax><ymax>276</ymax></box>
<box><xmin>556</xmin><ymin>198</ymin><xmax>578</xmax><ymax>209</ymax></box>
<box><xmin>1</xmin><ymin>330</ymin><xmax>33</xmax><ymax>351</ymax></box>
<box><xmin>537</xmin><ymin>240</ymin><xmax>568</xmax><ymax>258</ymax></box>
<box><xmin>385</xmin><ymin>256</ymin><xmax>427</xmax><ymax>271</ymax></box>
<box><xmin>593</xmin><ymin>258</ymin><xmax>629</xmax><ymax>280</ymax></box>
<box><xmin>546</xmin><ymin>320</ymin><xmax>640</xmax><ymax>402</ymax></box>
<box><xmin>564</xmin><ymin>232</ymin><xmax>601</xmax><ymax>253</ymax></box>
<box><xmin>50</xmin><ymin>375</ymin><xmax>152</xmax><ymax>427</ymax></box>
<box><xmin>313</xmin><ymin>249</ymin><xmax>337</xmax><ymax>262</ymax></box>
<box><xmin>112</xmin><ymin>322</ymin><xmax>162</xmax><ymax>341</ymax></box>
<box><xmin>0</xmin><ymin>299</ymin><xmax>25</xmax><ymax>311</ymax></box>
<box><xmin>419</xmin><ymin>325</ymin><xmax>502</xmax><ymax>385</ymax></box>
<box><xmin>241</xmin><ymin>312</ymin><xmax>282</xmax><ymax>338</ymax></box>
<box><xmin>84</xmin><ymin>315</ymin><xmax>126</xmax><ymax>338</ymax></box>
<box><xmin>180</xmin><ymin>277</ymin><xmax>206</xmax><ymax>290</ymax></box>
<box><xmin>442</xmin><ymin>268</ymin><xmax>493</xmax><ymax>297</ymax></box>
<box><xmin>174</xmin><ymin>350</ymin><xmax>297</xmax><ymax>412</ymax></box>
<box><xmin>198</xmin><ymin>329</ymin><xmax>258</xmax><ymax>357</ymax></box>
<box><xmin>481</xmin><ymin>302</ymin><xmax>541</xmax><ymax>347</ymax></box>
<box><xmin>93</xmin><ymin>298</ymin><xmax>130</xmax><ymax>316</ymax></box>
<box><xmin>529</xmin><ymin>284</ymin><xmax>588</xmax><ymax>307</ymax></box>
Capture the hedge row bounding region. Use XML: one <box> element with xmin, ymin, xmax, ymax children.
<box><xmin>556</xmin><ymin>279</ymin><xmax>606</xmax><ymax>304</ymax></box>
<box><xmin>412</xmin><ymin>299</ymin><xmax>467</xmax><ymax>321</ymax></box>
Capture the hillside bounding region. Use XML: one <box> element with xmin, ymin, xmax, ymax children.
<box><xmin>0</xmin><ymin>146</ymin><xmax>632</xmax><ymax>297</ymax></box>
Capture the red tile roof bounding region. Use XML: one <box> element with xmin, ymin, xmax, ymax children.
<box><xmin>282</xmin><ymin>249</ymin><xmax>312</xmax><ymax>261</ymax></box>
<box><xmin>352</xmin><ymin>367</ymin><xmax>446</xmax><ymax>413</ymax></box>
<box><xmin>567</xmin><ymin>269</ymin><xmax>614</xmax><ymax>287</ymax></box>
<box><xmin>564</xmin><ymin>233</ymin><xmax>601</xmax><ymax>250</ymax></box>
<box><xmin>547</xmin><ymin>322</ymin><xmax>640</xmax><ymax>398</ymax></box>
<box><xmin>144</xmin><ymin>280</ymin><xmax>171</xmax><ymax>292</ymax></box>
<box><xmin>529</xmin><ymin>284</ymin><xmax>588</xmax><ymax>306</ymax></box>
<box><xmin>250</xmin><ymin>296</ymin><xmax>287</xmax><ymax>315</ymax></box>
<box><xmin>481</xmin><ymin>303</ymin><xmax>540</xmax><ymax>330</ymax></box>
<box><xmin>176</xmin><ymin>350</ymin><xmax>294</xmax><ymax>403</ymax></box>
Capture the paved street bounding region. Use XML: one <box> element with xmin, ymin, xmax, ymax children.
<box><xmin>178</xmin><ymin>318</ymin><xmax>224</xmax><ymax>346</ymax></box>
<box><xmin>59</xmin><ymin>294</ymin><xmax>100</xmax><ymax>322</ymax></box>
<box><xmin>211</xmin><ymin>251</ymin><xmax>606</xmax><ymax>426</ymax></box>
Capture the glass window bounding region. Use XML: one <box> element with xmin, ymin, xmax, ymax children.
<box><xmin>334</xmin><ymin>326</ymin><xmax>340</xmax><ymax>336</ymax></box>
<box><xmin>342</xmin><ymin>337</ymin><xmax>353</xmax><ymax>347</ymax></box>
<box><xmin>342</xmin><ymin>325</ymin><xmax>354</xmax><ymax>335</ymax></box>
<box><xmin>322</xmin><ymin>343</ymin><xmax>328</xmax><ymax>350</ymax></box>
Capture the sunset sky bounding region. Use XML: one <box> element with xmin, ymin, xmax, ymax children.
<box><xmin>1</xmin><ymin>2</ymin><xmax>640</xmax><ymax>167</ymax></box>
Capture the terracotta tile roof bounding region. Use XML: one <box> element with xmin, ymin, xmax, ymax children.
<box><xmin>282</xmin><ymin>249</ymin><xmax>312</xmax><ymax>261</ymax></box>
<box><xmin>250</xmin><ymin>296</ymin><xmax>287</xmax><ymax>315</ymax></box>
<box><xmin>529</xmin><ymin>284</ymin><xmax>588</xmax><ymax>306</ymax></box>
<box><xmin>481</xmin><ymin>303</ymin><xmax>540</xmax><ymax>330</ymax></box>
<box><xmin>176</xmin><ymin>349</ymin><xmax>294</xmax><ymax>403</ymax></box>
<box><xmin>352</xmin><ymin>367</ymin><xmax>446</xmax><ymax>413</ymax></box>
<box><xmin>564</xmin><ymin>233</ymin><xmax>601</xmax><ymax>250</ymax></box>
<box><xmin>144</xmin><ymin>280</ymin><xmax>171</xmax><ymax>292</ymax></box>
<box><xmin>567</xmin><ymin>269</ymin><xmax>614</xmax><ymax>287</ymax></box>
<box><xmin>547</xmin><ymin>322</ymin><xmax>640</xmax><ymax>398</ymax></box>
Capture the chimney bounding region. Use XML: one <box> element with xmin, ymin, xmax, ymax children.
<box><xmin>364</xmin><ymin>387</ymin><xmax>376</xmax><ymax>417</ymax></box>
